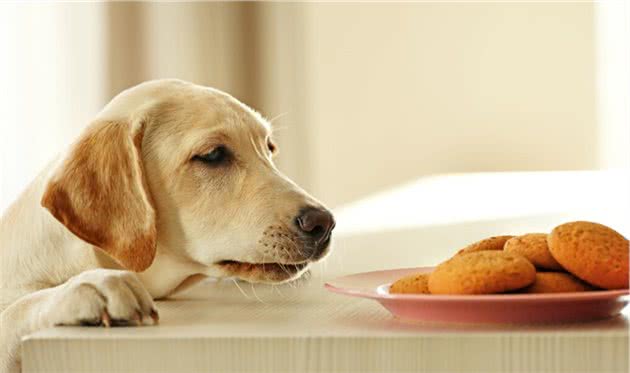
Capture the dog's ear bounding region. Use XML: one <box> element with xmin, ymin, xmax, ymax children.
<box><xmin>42</xmin><ymin>118</ymin><xmax>157</xmax><ymax>272</ymax></box>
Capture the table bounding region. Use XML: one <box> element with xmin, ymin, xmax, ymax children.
<box><xmin>22</xmin><ymin>277</ymin><xmax>629</xmax><ymax>373</ymax></box>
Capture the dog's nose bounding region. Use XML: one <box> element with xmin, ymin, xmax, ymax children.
<box><xmin>295</xmin><ymin>207</ymin><xmax>335</xmax><ymax>250</ymax></box>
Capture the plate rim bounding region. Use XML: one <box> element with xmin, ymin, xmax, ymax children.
<box><xmin>324</xmin><ymin>266</ymin><xmax>630</xmax><ymax>302</ymax></box>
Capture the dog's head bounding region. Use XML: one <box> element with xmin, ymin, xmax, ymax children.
<box><xmin>41</xmin><ymin>79</ymin><xmax>334</xmax><ymax>283</ymax></box>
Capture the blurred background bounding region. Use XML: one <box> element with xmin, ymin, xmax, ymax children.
<box><xmin>1</xmin><ymin>2</ymin><xmax>628</xmax><ymax>266</ymax></box>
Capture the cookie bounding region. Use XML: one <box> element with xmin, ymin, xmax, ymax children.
<box><xmin>428</xmin><ymin>251</ymin><xmax>536</xmax><ymax>295</ymax></box>
<box><xmin>456</xmin><ymin>235</ymin><xmax>514</xmax><ymax>256</ymax></box>
<box><xmin>548</xmin><ymin>221</ymin><xmax>629</xmax><ymax>289</ymax></box>
<box><xmin>390</xmin><ymin>273</ymin><xmax>431</xmax><ymax>294</ymax></box>
<box><xmin>522</xmin><ymin>272</ymin><xmax>594</xmax><ymax>293</ymax></box>
<box><xmin>504</xmin><ymin>233</ymin><xmax>563</xmax><ymax>270</ymax></box>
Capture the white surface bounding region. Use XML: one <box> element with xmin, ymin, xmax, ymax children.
<box><xmin>22</xmin><ymin>278</ymin><xmax>629</xmax><ymax>373</ymax></box>
<box><xmin>334</xmin><ymin>170</ymin><xmax>630</xmax><ymax>235</ymax></box>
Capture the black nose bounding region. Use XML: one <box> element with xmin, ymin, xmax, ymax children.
<box><xmin>295</xmin><ymin>207</ymin><xmax>335</xmax><ymax>250</ymax></box>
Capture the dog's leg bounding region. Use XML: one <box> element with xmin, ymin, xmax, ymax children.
<box><xmin>0</xmin><ymin>269</ymin><xmax>158</xmax><ymax>373</ymax></box>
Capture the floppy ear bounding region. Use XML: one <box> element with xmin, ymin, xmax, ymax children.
<box><xmin>41</xmin><ymin>118</ymin><xmax>157</xmax><ymax>272</ymax></box>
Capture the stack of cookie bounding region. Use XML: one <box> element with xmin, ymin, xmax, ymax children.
<box><xmin>390</xmin><ymin>221</ymin><xmax>629</xmax><ymax>295</ymax></box>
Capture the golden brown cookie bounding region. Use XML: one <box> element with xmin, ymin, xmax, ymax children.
<box><xmin>456</xmin><ymin>235</ymin><xmax>514</xmax><ymax>256</ymax></box>
<box><xmin>390</xmin><ymin>273</ymin><xmax>431</xmax><ymax>294</ymax></box>
<box><xmin>504</xmin><ymin>233</ymin><xmax>563</xmax><ymax>270</ymax></box>
<box><xmin>428</xmin><ymin>251</ymin><xmax>536</xmax><ymax>295</ymax></box>
<box><xmin>548</xmin><ymin>221</ymin><xmax>629</xmax><ymax>289</ymax></box>
<box><xmin>522</xmin><ymin>272</ymin><xmax>594</xmax><ymax>293</ymax></box>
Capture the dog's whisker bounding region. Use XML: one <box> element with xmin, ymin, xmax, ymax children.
<box><xmin>278</xmin><ymin>263</ymin><xmax>292</xmax><ymax>277</ymax></box>
<box><xmin>267</xmin><ymin>111</ymin><xmax>289</xmax><ymax>125</ymax></box>
<box><xmin>275</xmin><ymin>284</ymin><xmax>286</xmax><ymax>297</ymax></box>
<box><xmin>272</xmin><ymin>245</ymin><xmax>293</xmax><ymax>277</ymax></box>
<box><xmin>300</xmin><ymin>269</ymin><xmax>312</xmax><ymax>284</ymax></box>
<box><xmin>249</xmin><ymin>282</ymin><xmax>265</xmax><ymax>304</ymax></box>
<box><xmin>248</xmin><ymin>135</ymin><xmax>267</xmax><ymax>160</ymax></box>
<box><xmin>232</xmin><ymin>278</ymin><xmax>251</xmax><ymax>300</ymax></box>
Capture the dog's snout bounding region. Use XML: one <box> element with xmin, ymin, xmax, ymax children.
<box><xmin>295</xmin><ymin>207</ymin><xmax>335</xmax><ymax>248</ymax></box>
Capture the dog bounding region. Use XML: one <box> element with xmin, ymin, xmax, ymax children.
<box><xmin>0</xmin><ymin>79</ymin><xmax>334</xmax><ymax>372</ymax></box>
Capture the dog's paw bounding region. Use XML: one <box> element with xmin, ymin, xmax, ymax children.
<box><xmin>42</xmin><ymin>269</ymin><xmax>158</xmax><ymax>327</ymax></box>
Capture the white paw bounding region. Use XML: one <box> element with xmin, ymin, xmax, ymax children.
<box><xmin>42</xmin><ymin>269</ymin><xmax>158</xmax><ymax>327</ymax></box>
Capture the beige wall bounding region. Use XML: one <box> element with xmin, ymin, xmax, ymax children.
<box><xmin>596</xmin><ymin>1</ymin><xmax>630</xmax><ymax>170</ymax></box>
<box><xmin>300</xmin><ymin>2</ymin><xmax>597</xmax><ymax>206</ymax></box>
<box><xmin>105</xmin><ymin>3</ymin><xmax>256</xmax><ymax>102</ymax></box>
<box><xmin>0</xmin><ymin>3</ymin><xmax>108</xmax><ymax>211</ymax></box>
<box><xmin>1</xmin><ymin>2</ymin><xmax>599</xmax><ymax>212</ymax></box>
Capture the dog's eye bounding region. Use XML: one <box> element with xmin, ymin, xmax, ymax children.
<box><xmin>267</xmin><ymin>140</ymin><xmax>277</xmax><ymax>154</ymax></box>
<box><xmin>194</xmin><ymin>146</ymin><xmax>230</xmax><ymax>165</ymax></box>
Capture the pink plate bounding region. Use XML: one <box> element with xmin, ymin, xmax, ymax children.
<box><xmin>325</xmin><ymin>267</ymin><xmax>630</xmax><ymax>324</ymax></box>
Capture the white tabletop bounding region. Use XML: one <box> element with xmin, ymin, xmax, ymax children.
<box><xmin>21</xmin><ymin>171</ymin><xmax>630</xmax><ymax>373</ymax></box>
<box><xmin>22</xmin><ymin>277</ymin><xmax>629</xmax><ymax>373</ymax></box>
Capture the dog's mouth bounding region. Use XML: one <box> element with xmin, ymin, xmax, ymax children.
<box><xmin>216</xmin><ymin>259</ymin><xmax>310</xmax><ymax>283</ymax></box>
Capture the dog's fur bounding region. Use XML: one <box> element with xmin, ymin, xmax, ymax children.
<box><xmin>0</xmin><ymin>80</ymin><xmax>333</xmax><ymax>372</ymax></box>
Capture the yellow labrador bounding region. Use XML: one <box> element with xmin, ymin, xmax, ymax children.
<box><xmin>0</xmin><ymin>80</ymin><xmax>334</xmax><ymax>372</ymax></box>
